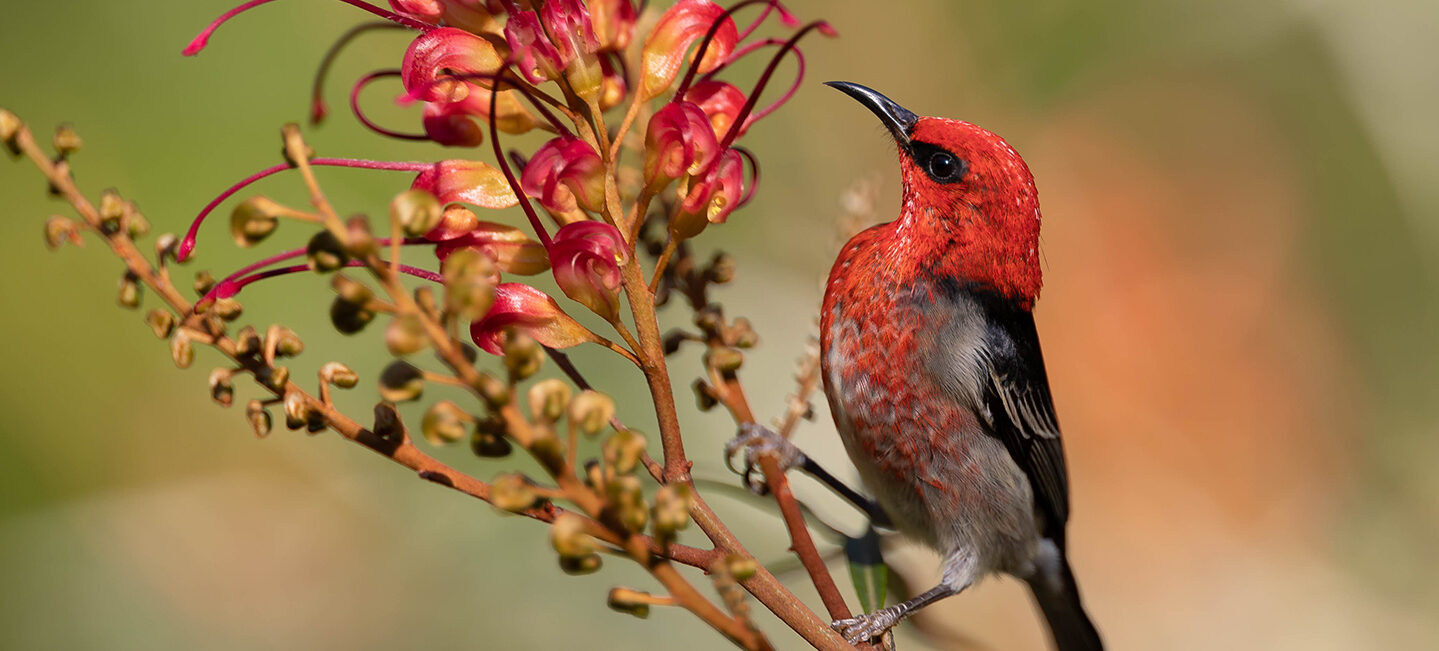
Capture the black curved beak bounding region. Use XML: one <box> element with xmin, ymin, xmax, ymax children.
<box><xmin>824</xmin><ymin>81</ymin><xmax>918</xmax><ymax>148</ymax></box>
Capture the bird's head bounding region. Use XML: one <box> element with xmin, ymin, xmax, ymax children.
<box><xmin>827</xmin><ymin>81</ymin><xmax>1043</xmax><ymax>307</ymax></box>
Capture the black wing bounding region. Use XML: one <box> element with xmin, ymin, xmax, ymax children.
<box><xmin>975</xmin><ymin>295</ymin><xmax>1072</xmax><ymax>546</ymax></box>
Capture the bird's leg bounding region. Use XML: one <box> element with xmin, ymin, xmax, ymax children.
<box><xmin>724</xmin><ymin>424</ymin><xmax>891</xmax><ymax>526</ymax></box>
<box><xmin>831</xmin><ymin>548</ymin><xmax>976</xmax><ymax>644</ymax></box>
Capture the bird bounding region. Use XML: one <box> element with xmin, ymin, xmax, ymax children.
<box><xmin>732</xmin><ymin>81</ymin><xmax>1103</xmax><ymax>650</ymax></box>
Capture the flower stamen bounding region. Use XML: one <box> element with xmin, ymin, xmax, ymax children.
<box><xmin>183</xmin><ymin>0</ymin><xmax>433</xmax><ymax>57</ymax></box>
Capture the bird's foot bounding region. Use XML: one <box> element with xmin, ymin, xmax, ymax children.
<box><xmin>723</xmin><ymin>423</ymin><xmax>806</xmax><ymax>494</ymax></box>
<box><xmin>832</xmin><ymin>605</ymin><xmax>906</xmax><ymax>645</ymax></box>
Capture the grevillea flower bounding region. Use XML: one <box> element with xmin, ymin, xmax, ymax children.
<box><xmin>643</xmin><ymin>101</ymin><xmax>720</xmax><ymax>192</ymax></box>
<box><xmin>548</xmin><ymin>221</ymin><xmax>629</xmax><ymax>321</ymax></box>
<box><xmin>539</xmin><ymin>0</ymin><xmax>603</xmax><ymax>102</ymax></box>
<box><xmin>422</xmin><ymin>100</ymin><xmax>484</xmax><ymax>147</ymax></box>
<box><xmin>638</xmin><ymin>0</ymin><xmax>738</xmax><ymax>101</ymax></box>
<box><xmin>505</xmin><ymin>10</ymin><xmax>565</xmax><ymax>84</ymax></box>
<box><xmin>521</xmin><ymin>136</ymin><xmax>605</xmax><ymax>215</ymax></box>
<box><xmin>673</xmin><ymin>148</ymin><xmax>744</xmax><ymax>239</ymax></box>
<box><xmin>470</xmin><ymin>283</ymin><xmax>602</xmax><ymax>354</ymax></box>
<box><xmin>434</xmin><ymin>223</ymin><xmax>550</xmax><ymax>275</ymax></box>
<box><xmin>402</xmin><ymin>27</ymin><xmax>537</xmax><ymax>134</ymax></box>
<box><xmin>411</xmin><ymin>159</ymin><xmax>518</xmax><ymax>209</ymax></box>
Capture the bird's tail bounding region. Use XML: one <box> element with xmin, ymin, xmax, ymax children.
<box><xmin>1026</xmin><ymin>551</ymin><xmax>1104</xmax><ymax>651</ymax></box>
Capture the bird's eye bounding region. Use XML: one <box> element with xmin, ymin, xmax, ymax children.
<box><xmin>927</xmin><ymin>151</ymin><xmax>960</xmax><ymax>181</ymax></box>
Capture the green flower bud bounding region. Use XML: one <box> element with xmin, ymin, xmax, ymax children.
<box><xmin>171</xmin><ymin>331</ymin><xmax>194</xmax><ymax>369</ymax></box>
<box><xmin>422</xmin><ymin>400</ymin><xmax>470</xmax><ymax>445</ymax></box>
<box><xmin>245</xmin><ymin>399</ymin><xmax>272</xmax><ymax>438</ymax></box>
<box><xmin>568</xmin><ymin>390</ymin><xmax>615</xmax><ymax>437</ymax></box>
<box><xmin>602</xmin><ymin>429</ymin><xmax>647</xmax><ymax>476</ymax></box>
<box><xmin>208</xmin><ymin>368</ymin><xmax>235</xmax><ymax>407</ymax></box>
<box><xmin>305</xmin><ymin>230</ymin><xmax>348</xmax><ymax>273</ymax></box>
<box><xmin>145</xmin><ymin>309</ymin><xmax>175</xmax><ymax>339</ymax></box>
<box><xmin>319</xmin><ymin>362</ymin><xmax>359</xmax><ymax>389</ymax></box>
<box><xmin>491</xmin><ymin>473</ymin><xmax>539</xmax><ymax>513</ymax></box>
<box><xmin>384</xmin><ymin>314</ymin><xmax>428</xmax><ymax>356</ymax></box>
<box><xmin>527</xmin><ymin>379</ymin><xmax>572</xmax><ymax>424</ymax></box>
<box><xmin>607</xmin><ymin>588</ymin><xmax>654</xmax><ymax>619</ymax></box>
<box><xmin>378</xmin><ymin>361</ymin><xmax>424</xmax><ymax>402</ymax></box>
<box><xmin>390</xmin><ymin>189</ymin><xmax>443</xmax><ymax>237</ymax></box>
<box><xmin>230</xmin><ymin>197</ymin><xmax>281</xmax><ymax>247</ymax></box>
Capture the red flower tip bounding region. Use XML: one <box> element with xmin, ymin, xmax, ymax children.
<box><xmin>685</xmin><ymin>80</ymin><xmax>748</xmax><ymax>140</ymax></box>
<box><xmin>549</xmin><ymin>221</ymin><xmax>629</xmax><ymax>321</ymax></box>
<box><xmin>521</xmin><ymin>137</ymin><xmax>606</xmax><ymax>215</ymax></box>
<box><xmin>470</xmin><ymin>283</ymin><xmax>600</xmax><ymax>355</ymax></box>
<box><xmin>434</xmin><ymin>222</ymin><xmax>549</xmax><ymax>275</ymax></box>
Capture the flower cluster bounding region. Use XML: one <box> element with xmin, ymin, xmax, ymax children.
<box><xmin>178</xmin><ymin>0</ymin><xmax>832</xmax><ymax>357</ymax></box>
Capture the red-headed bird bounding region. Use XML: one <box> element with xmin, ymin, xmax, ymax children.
<box><xmin>816</xmin><ymin>82</ymin><xmax>1102</xmax><ymax>649</ymax></box>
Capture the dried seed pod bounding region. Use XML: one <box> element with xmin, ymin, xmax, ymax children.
<box><xmin>390</xmin><ymin>189</ymin><xmax>443</xmax><ymax>237</ymax></box>
<box><xmin>607</xmin><ymin>588</ymin><xmax>653</xmax><ymax>619</ymax></box>
<box><xmin>384</xmin><ymin>314</ymin><xmax>428</xmax><ymax>356</ymax></box>
<box><xmin>260</xmin><ymin>365</ymin><xmax>291</xmax><ymax>391</ymax></box>
<box><xmin>440</xmin><ymin>248</ymin><xmax>497</xmax><ymax>321</ymax></box>
<box><xmin>490</xmin><ymin>473</ymin><xmax>538</xmax><ymax>513</ymax></box>
<box><xmin>0</xmin><ymin>109</ymin><xmax>21</xmax><ymax>153</ymax></box>
<box><xmin>705</xmin><ymin>347</ymin><xmax>744</xmax><ymax>373</ymax></box>
<box><xmin>602</xmin><ymin>429</ymin><xmax>647</xmax><ymax>476</ymax></box>
<box><xmin>230</xmin><ymin>197</ymin><xmax>281</xmax><ymax>247</ymax></box>
<box><xmin>692</xmin><ymin>379</ymin><xmax>717</xmax><ymax>411</ymax></box>
<box><xmin>725</xmin><ymin>554</ymin><xmax>758</xmax><ymax>581</ymax></box>
<box><xmin>319</xmin><ymin>362</ymin><xmax>358</xmax><ymax>389</ymax></box>
<box><xmin>378</xmin><ymin>361</ymin><xmax>424</xmax><ymax>402</ymax></box>
<box><xmin>272</xmin><ymin>328</ymin><xmax>304</xmax><ymax>357</ymax></box>
<box><xmin>694</xmin><ymin>305</ymin><xmax>723</xmax><ymax>336</ymax></box>
<box><xmin>305</xmin><ymin>230</ymin><xmax>348</xmax><ymax>272</ymax></box>
<box><xmin>117</xmin><ymin>271</ymin><xmax>142</xmax><ymax>309</ymax></box>
<box><xmin>661</xmin><ymin>329</ymin><xmax>690</xmax><ymax>355</ymax></box>
<box><xmin>421</xmin><ymin>400</ymin><xmax>470</xmax><ymax>445</ymax></box>
<box><xmin>245</xmin><ymin>399</ymin><xmax>272</xmax><ymax>438</ymax></box>
<box><xmin>550</xmin><ymin>513</ymin><xmax>596</xmax><ymax>559</ymax></box>
<box><xmin>330</xmin><ymin>296</ymin><xmax>375</xmax><ymax>334</ymax></box>
<box><xmin>154</xmin><ymin>233</ymin><xmax>180</xmax><ymax>264</ymax></box>
<box><xmin>331</xmin><ymin>273</ymin><xmax>373</xmax><ymax>305</ymax></box>
<box><xmin>125</xmin><ymin>201</ymin><xmax>151</xmax><ymax>238</ymax></box>
<box><xmin>559</xmin><ymin>554</ymin><xmax>602</xmax><ymax>575</ymax></box>
<box><xmin>568</xmin><ymin>390</ymin><xmax>615</xmax><ymax>437</ymax></box>
<box><xmin>707</xmin><ymin>252</ymin><xmax>735</xmax><ymax>284</ymax></box>
<box><xmin>606</xmin><ymin>475</ymin><xmax>648</xmax><ymax>533</ymax></box>
<box><xmin>372</xmin><ymin>402</ymin><xmax>405</xmax><ymax>443</ymax></box>
<box><xmin>470</xmin><ymin>417</ymin><xmax>513</xmax><ymax>457</ymax></box>
<box><xmin>476</xmin><ymin>373</ymin><xmax>510</xmax><ymax>410</ymax></box>
<box><xmin>344</xmin><ymin>214</ymin><xmax>377</xmax><ymax>258</ymax></box>
<box><xmin>208</xmin><ymin>368</ymin><xmax>235</xmax><ymax>407</ymax></box>
<box><xmin>170</xmin><ymin>331</ymin><xmax>194</xmax><ymax>369</ymax></box>
<box><xmin>527</xmin><ymin>423</ymin><xmax>567</xmax><ymax>476</ymax></box>
<box><xmin>527</xmin><ymin>379</ymin><xmax>572</xmax><ymax>424</ymax></box>
<box><xmin>145</xmin><ymin>309</ymin><xmax>175</xmax><ymax>339</ymax></box>
<box><xmin>98</xmin><ymin>189</ymin><xmax>124</xmax><ymax>233</ymax></box>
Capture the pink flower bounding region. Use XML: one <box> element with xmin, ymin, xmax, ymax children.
<box><xmin>505</xmin><ymin>10</ymin><xmax>565</xmax><ymax>85</ymax></box>
<box><xmin>685</xmin><ymin>79</ymin><xmax>749</xmax><ymax>140</ymax></box>
<box><xmin>588</xmin><ymin>0</ymin><xmax>637</xmax><ymax>53</ymax></box>
<box><xmin>548</xmin><ymin>221</ymin><xmax>628</xmax><ymax>320</ymax></box>
<box><xmin>402</xmin><ymin>27</ymin><xmax>537</xmax><ymax>134</ymax></box>
<box><xmin>521</xmin><ymin>136</ymin><xmax>606</xmax><ymax>215</ymax></box>
<box><xmin>434</xmin><ymin>222</ymin><xmax>550</xmax><ymax>275</ymax></box>
<box><xmin>470</xmin><ymin>283</ymin><xmax>601</xmax><ymax>354</ymax></box>
<box><xmin>643</xmin><ymin>101</ymin><xmax>720</xmax><ymax>193</ymax></box>
<box><xmin>673</xmin><ymin>149</ymin><xmax>745</xmax><ymax>239</ymax></box>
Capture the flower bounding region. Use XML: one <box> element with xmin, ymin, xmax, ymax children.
<box><xmin>643</xmin><ymin>101</ymin><xmax>720</xmax><ymax>193</ymax></box>
<box><xmin>638</xmin><ymin>0</ymin><xmax>738</xmax><ymax>101</ymax></box>
<box><xmin>470</xmin><ymin>283</ymin><xmax>602</xmax><ymax>354</ymax></box>
<box><xmin>673</xmin><ymin>148</ymin><xmax>745</xmax><ymax>239</ymax></box>
<box><xmin>549</xmin><ymin>221</ymin><xmax>629</xmax><ymax>321</ymax></box>
<box><xmin>434</xmin><ymin>222</ymin><xmax>550</xmax><ymax>275</ymax></box>
<box><xmin>521</xmin><ymin>136</ymin><xmax>606</xmax><ymax>215</ymax></box>
<box><xmin>402</xmin><ymin>27</ymin><xmax>537</xmax><ymax>135</ymax></box>
<box><xmin>411</xmin><ymin>159</ymin><xmax>518</xmax><ymax>209</ymax></box>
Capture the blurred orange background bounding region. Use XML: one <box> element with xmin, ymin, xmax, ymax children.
<box><xmin>2</xmin><ymin>1</ymin><xmax>1437</xmax><ymax>649</ymax></box>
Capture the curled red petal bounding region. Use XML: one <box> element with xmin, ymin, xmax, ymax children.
<box><xmin>412</xmin><ymin>160</ymin><xmax>519</xmax><ymax>209</ymax></box>
<box><xmin>637</xmin><ymin>0</ymin><xmax>737</xmax><ymax>101</ymax></box>
<box><xmin>469</xmin><ymin>283</ymin><xmax>599</xmax><ymax>354</ymax></box>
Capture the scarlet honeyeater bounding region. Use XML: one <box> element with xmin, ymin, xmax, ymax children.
<box><xmin>820</xmin><ymin>82</ymin><xmax>1102</xmax><ymax>649</ymax></box>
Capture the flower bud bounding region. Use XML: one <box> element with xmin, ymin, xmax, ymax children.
<box><xmin>52</xmin><ymin>122</ymin><xmax>82</xmax><ymax>157</ymax></box>
<box><xmin>549</xmin><ymin>221</ymin><xmax>629</xmax><ymax>322</ymax></box>
<box><xmin>705</xmin><ymin>346</ymin><xmax>744</xmax><ymax>373</ymax></box>
<box><xmin>208</xmin><ymin>368</ymin><xmax>235</xmax><ymax>407</ymax></box>
<box><xmin>117</xmin><ymin>271</ymin><xmax>142</xmax><ymax>309</ymax></box>
<box><xmin>527</xmin><ymin>422</ymin><xmax>567</xmax><ymax>476</ymax></box>
<box><xmin>434</xmin><ymin>223</ymin><xmax>548</xmax><ymax>275</ymax></box>
<box><xmin>44</xmin><ymin>215</ymin><xmax>80</xmax><ymax>249</ymax></box>
<box><xmin>708</xmin><ymin>252</ymin><xmax>736</xmax><ymax>284</ymax></box>
<box><xmin>606</xmin><ymin>474</ymin><xmax>648</xmax><ymax>533</ymax></box>
<box><xmin>643</xmin><ymin>102</ymin><xmax>720</xmax><ymax>193</ymax></box>
<box><xmin>193</xmin><ymin>270</ymin><xmax>217</xmax><ymax>297</ymax></box>
<box><xmin>672</xmin><ymin>149</ymin><xmax>744</xmax><ymax>239</ymax></box>
<box><xmin>372</xmin><ymin>402</ymin><xmax>405</xmax><ymax>445</ymax></box>
<box><xmin>440</xmin><ymin>248</ymin><xmax>497</xmax><ymax>321</ymax></box>
<box><xmin>401</xmin><ymin>27</ymin><xmax>537</xmax><ymax>135</ymax></box>
<box><xmin>0</xmin><ymin>109</ymin><xmax>21</xmax><ymax>154</ymax></box>
<box><xmin>331</xmin><ymin>274</ymin><xmax>374</xmax><ymax>305</ymax></box>
<box><xmin>145</xmin><ymin>309</ymin><xmax>175</xmax><ymax>339</ymax></box>
<box><xmin>501</xmin><ymin>330</ymin><xmax>544</xmax><ymax>381</ymax></box>
<box><xmin>344</xmin><ymin>214</ymin><xmax>378</xmax><ymax>258</ymax></box>
<box><xmin>607</xmin><ymin>587</ymin><xmax>652</xmax><ymax>619</ymax></box>
<box><xmin>212</xmin><ymin>298</ymin><xmax>243</xmax><ymax>322</ymax></box>
<box><xmin>471</xmin><ymin>416</ymin><xmax>513</xmax><ymax>457</ymax></box>
<box><xmin>470</xmin><ymin>284</ymin><xmax>602</xmax><ymax>356</ymax></box>
<box><xmin>306</xmin><ymin>230</ymin><xmax>349</xmax><ymax>273</ymax></box>
<box><xmin>155</xmin><ymin>233</ymin><xmax>180</xmax><ymax>264</ymax></box>
<box><xmin>693</xmin><ymin>379</ymin><xmax>718</xmax><ymax>411</ymax></box>
<box><xmin>283</xmin><ymin>390</ymin><xmax>313</xmax><ymax>430</ymax></box>
<box><xmin>411</xmin><ymin>159</ymin><xmax>518</xmax><ymax>210</ymax></box>
<box><xmin>652</xmin><ymin>483</ymin><xmax>694</xmax><ymax>537</ymax></box>
<box><xmin>125</xmin><ymin>202</ymin><xmax>151</xmax><ymax>239</ymax></box>
<box><xmin>171</xmin><ymin>331</ymin><xmax>194</xmax><ymax>369</ymax></box>
<box><xmin>259</xmin><ymin>365</ymin><xmax>291</xmax><ymax>392</ymax></box>
<box><xmin>521</xmin><ymin>136</ymin><xmax>606</xmax><ymax>215</ymax></box>
<box><xmin>602</xmin><ymin>428</ymin><xmax>646</xmax><ymax>476</ymax></box>
<box><xmin>528</xmin><ymin>379</ymin><xmax>573</xmax><ymax>424</ymax></box>
<box><xmin>330</xmin><ymin>296</ymin><xmax>376</xmax><ymax>334</ymax></box>
<box><xmin>235</xmin><ymin>325</ymin><xmax>261</xmax><ymax>356</ymax></box>
<box><xmin>273</xmin><ymin>328</ymin><xmax>304</xmax><ymax>357</ymax></box>
<box><xmin>568</xmin><ymin>390</ymin><xmax>615</xmax><ymax>437</ymax></box>
<box><xmin>379</xmin><ymin>360</ymin><xmax>425</xmax><ymax>402</ymax></box>
<box><xmin>319</xmin><ymin>361</ymin><xmax>359</xmax><ymax>389</ymax></box>
<box><xmin>476</xmin><ymin>372</ymin><xmax>511</xmax><ymax>410</ymax></box>
<box><xmin>245</xmin><ymin>399</ymin><xmax>272</xmax><ymax>438</ymax></box>
<box><xmin>422</xmin><ymin>400</ymin><xmax>470</xmax><ymax>445</ymax></box>
<box><xmin>390</xmin><ymin>189</ymin><xmax>443</xmax><ymax>237</ymax></box>
<box><xmin>725</xmin><ymin>554</ymin><xmax>759</xmax><ymax>581</ymax></box>
<box><xmin>491</xmin><ymin>473</ymin><xmax>539</xmax><ymax>513</ymax></box>
<box><xmin>230</xmin><ymin>197</ymin><xmax>282</xmax><ymax>247</ymax></box>
<box><xmin>385</xmin><ymin>314</ymin><xmax>429</xmax><ymax>356</ymax></box>
<box><xmin>550</xmin><ymin>512</ymin><xmax>597</xmax><ymax>559</ymax></box>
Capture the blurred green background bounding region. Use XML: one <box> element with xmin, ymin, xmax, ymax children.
<box><xmin>3</xmin><ymin>1</ymin><xmax>1438</xmax><ymax>649</ymax></box>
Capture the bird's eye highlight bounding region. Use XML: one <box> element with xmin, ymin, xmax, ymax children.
<box><xmin>927</xmin><ymin>151</ymin><xmax>960</xmax><ymax>181</ymax></box>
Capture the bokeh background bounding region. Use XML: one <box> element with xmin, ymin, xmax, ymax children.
<box><xmin>3</xmin><ymin>1</ymin><xmax>1437</xmax><ymax>649</ymax></box>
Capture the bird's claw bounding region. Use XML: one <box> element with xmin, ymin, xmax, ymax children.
<box><xmin>831</xmin><ymin>607</ymin><xmax>903</xmax><ymax>646</ymax></box>
<box><xmin>723</xmin><ymin>423</ymin><xmax>806</xmax><ymax>495</ymax></box>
